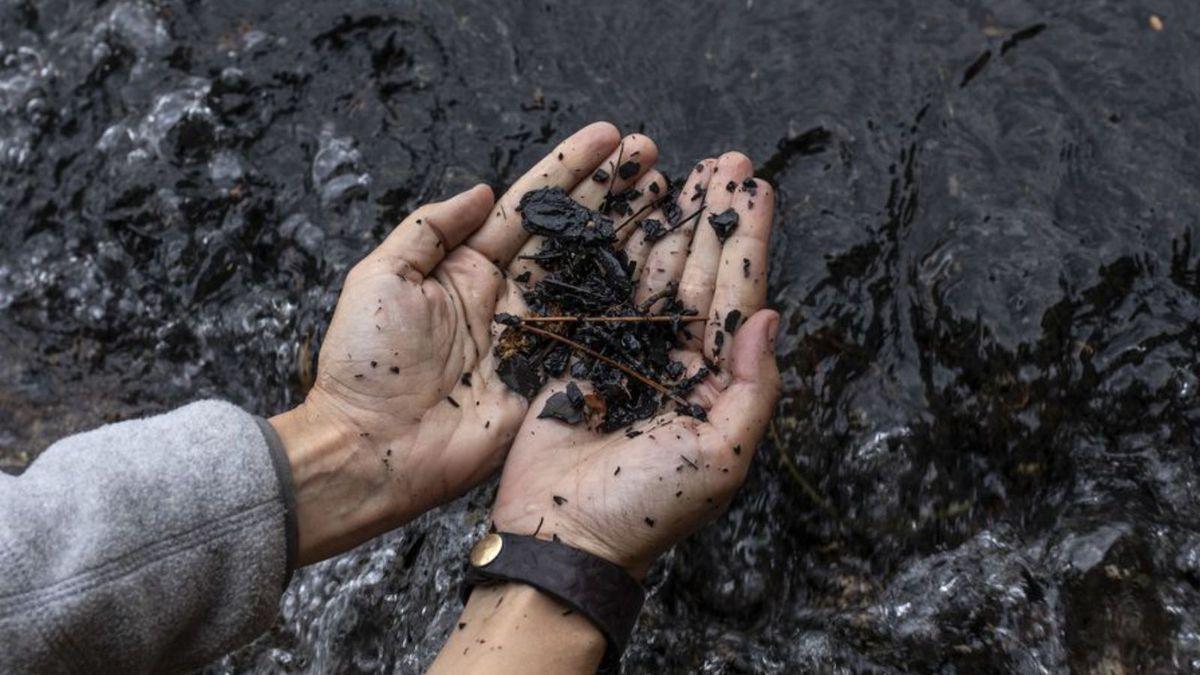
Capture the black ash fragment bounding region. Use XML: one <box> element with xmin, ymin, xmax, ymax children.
<box><xmin>497</xmin><ymin>354</ymin><xmax>544</xmax><ymax>399</ymax></box>
<box><xmin>724</xmin><ymin>309</ymin><xmax>743</xmax><ymax>334</ymax></box>
<box><xmin>617</xmin><ymin>160</ymin><xmax>640</xmax><ymax>179</ymax></box>
<box><xmin>592</xmin><ymin>168</ymin><xmax>609</xmax><ymax>182</ymax></box>
<box><xmin>733</xmin><ymin>444</ymin><xmax>742</xmax><ymax>455</ymax></box>
<box><xmin>625</xmin><ymin>429</ymin><xmax>642</xmax><ymax>439</ymax></box>
<box><xmin>461</xmin><ymin>372</ymin><xmax>472</xmax><ymax>386</ymax></box>
<box><xmin>665</xmin><ymin>360</ymin><xmax>685</xmax><ymax>380</ymax></box>
<box><xmin>519</xmin><ymin>187</ymin><xmax>616</xmax><ymax>246</ymax></box>
<box><xmin>742</xmin><ymin>258</ymin><xmax>751</xmax><ymax>278</ymax></box>
<box><xmin>725</xmin><ymin>180</ymin><xmax>737</xmax><ymax>192</ymax></box>
<box><xmin>640</xmin><ymin>218</ymin><xmax>667</xmax><ymax>242</ymax></box>
<box><xmin>708</xmin><ymin>208</ymin><xmax>739</xmax><ymax>242</ymax></box>
<box><xmin>494</xmin><ymin>312</ymin><xmax>522</xmax><ymax>328</ymax></box>
<box><xmin>678</xmin><ymin>402</ymin><xmax>708</xmax><ymax>422</ymax></box>
<box><xmin>446</xmin><ymin>395</ymin><xmax>460</xmax><ymax>408</ymax></box>
<box><xmin>538</xmin><ymin>381</ymin><xmax>586</xmax><ymax>425</ymax></box>
<box><xmin>741</xmin><ymin>177</ymin><xmax>758</xmax><ymax>196</ymax></box>
<box><xmin>514</xmin><ymin>270</ymin><xmax>532</xmax><ymax>284</ymax></box>
<box><xmin>644</xmin><ymin>517</ymin><xmax>655</xmax><ymax>527</ymax></box>
<box><xmin>673</xmin><ymin>366</ymin><xmax>710</xmax><ymax>398</ymax></box>
<box><xmin>552</xmin><ymin>495</ymin><xmax>568</xmax><ymax>506</ymax></box>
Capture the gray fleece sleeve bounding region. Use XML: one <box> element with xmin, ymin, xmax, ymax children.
<box><xmin>0</xmin><ymin>400</ymin><xmax>298</xmax><ymax>674</ymax></box>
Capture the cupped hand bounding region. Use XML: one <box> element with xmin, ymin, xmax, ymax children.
<box><xmin>271</xmin><ymin>122</ymin><xmax>662</xmax><ymax>564</ymax></box>
<box><xmin>489</xmin><ymin>152</ymin><xmax>781</xmax><ymax>578</ymax></box>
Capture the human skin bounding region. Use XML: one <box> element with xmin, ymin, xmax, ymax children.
<box><xmin>429</xmin><ymin>150</ymin><xmax>781</xmax><ymax>673</ymax></box>
<box><xmin>269</xmin><ymin>122</ymin><xmax>665</xmax><ymax>565</ymax></box>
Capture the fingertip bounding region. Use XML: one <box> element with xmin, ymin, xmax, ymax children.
<box><xmin>731</xmin><ymin>309</ymin><xmax>779</xmax><ymax>382</ymax></box>
<box><xmin>471</xmin><ymin>182</ymin><xmax>495</xmax><ymax>204</ymax></box>
<box><xmin>623</xmin><ymin>133</ymin><xmax>659</xmax><ymax>165</ymax></box>
<box><xmin>640</xmin><ymin>169</ymin><xmax>666</xmax><ymax>192</ymax></box>
<box><xmin>716</xmin><ymin>151</ymin><xmax>753</xmax><ymax>174</ymax></box>
<box><xmin>579</xmin><ymin>121</ymin><xmax>622</xmax><ymax>146</ymax></box>
<box><xmin>763</xmin><ymin>309</ymin><xmax>780</xmax><ymax>344</ymax></box>
<box><xmin>444</xmin><ymin>183</ymin><xmax>495</xmax><ymax>221</ymax></box>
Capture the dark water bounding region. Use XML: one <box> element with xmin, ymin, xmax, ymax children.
<box><xmin>3</xmin><ymin>0</ymin><xmax>1200</xmax><ymax>672</ymax></box>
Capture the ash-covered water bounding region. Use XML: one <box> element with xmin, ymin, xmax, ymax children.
<box><xmin>2</xmin><ymin>1</ymin><xmax>1199</xmax><ymax>672</ymax></box>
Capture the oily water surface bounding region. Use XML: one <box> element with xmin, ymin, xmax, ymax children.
<box><xmin>2</xmin><ymin>1</ymin><xmax>1199</xmax><ymax>672</ymax></box>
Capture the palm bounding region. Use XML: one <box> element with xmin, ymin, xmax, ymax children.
<box><xmin>490</xmin><ymin>151</ymin><xmax>781</xmax><ymax>575</ymax></box>
<box><xmin>312</xmin><ymin>246</ymin><xmax>523</xmax><ymax>493</ymax></box>
<box><xmin>493</xmin><ymin>388</ymin><xmax>729</xmax><ymax>572</ymax></box>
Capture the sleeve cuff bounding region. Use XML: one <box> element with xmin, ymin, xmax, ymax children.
<box><xmin>253</xmin><ymin>416</ymin><xmax>299</xmax><ymax>586</ymax></box>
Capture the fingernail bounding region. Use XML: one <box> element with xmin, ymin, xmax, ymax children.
<box><xmin>766</xmin><ymin>312</ymin><xmax>780</xmax><ymax>346</ymax></box>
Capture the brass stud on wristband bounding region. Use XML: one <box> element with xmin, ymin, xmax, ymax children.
<box><xmin>469</xmin><ymin>532</ymin><xmax>503</xmax><ymax>567</ymax></box>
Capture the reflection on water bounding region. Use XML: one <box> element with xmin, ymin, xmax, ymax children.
<box><xmin>2</xmin><ymin>0</ymin><xmax>1199</xmax><ymax>672</ymax></box>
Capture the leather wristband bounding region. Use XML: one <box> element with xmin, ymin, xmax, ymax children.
<box><xmin>462</xmin><ymin>533</ymin><xmax>645</xmax><ymax>670</ymax></box>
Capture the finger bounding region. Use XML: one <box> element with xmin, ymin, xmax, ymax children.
<box><xmin>374</xmin><ymin>184</ymin><xmax>494</xmax><ymax>280</ymax></box>
<box><xmin>508</xmin><ymin>135</ymin><xmax>659</xmax><ymax>281</ymax></box>
<box><xmin>634</xmin><ymin>158</ymin><xmax>718</xmax><ymax>312</ymax></box>
<box><xmin>675</xmin><ymin>152</ymin><xmax>754</xmax><ymax>350</ymax></box>
<box><xmin>437</xmin><ymin>249</ymin><xmax>508</xmax><ymax>372</ymax></box>
<box><xmin>613</xmin><ymin>170</ymin><xmax>668</xmax><ymax>247</ymax></box>
<box><xmin>700</xmin><ymin>309</ymin><xmax>780</xmax><ymax>480</ymax></box>
<box><xmin>704</xmin><ymin>178</ymin><xmax>775</xmax><ymax>367</ymax></box>
<box><xmin>466</xmin><ymin>122</ymin><xmax>621</xmax><ymax>268</ymax></box>
<box><xmin>570</xmin><ymin>134</ymin><xmax>658</xmax><ymax>211</ymax></box>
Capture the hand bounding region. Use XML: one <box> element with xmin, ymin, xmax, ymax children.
<box><xmin>271</xmin><ymin>122</ymin><xmax>661</xmax><ymax>565</ymax></box>
<box><xmin>489</xmin><ymin>152</ymin><xmax>781</xmax><ymax>578</ymax></box>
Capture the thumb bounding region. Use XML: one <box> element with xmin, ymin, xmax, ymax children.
<box><xmin>705</xmin><ymin>309</ymin><xmax>781</xmax><ymax>460</ymax></box>
<box><xmin>373</xmin><ymin>183</ymin><xmax>496</xmax><ymax>278</ymax></box>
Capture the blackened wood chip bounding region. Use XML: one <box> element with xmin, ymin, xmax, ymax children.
<box><xmin>618</xmin><ymin>160</ymin><xmax>640</xmax><ymax>179</ymax></box>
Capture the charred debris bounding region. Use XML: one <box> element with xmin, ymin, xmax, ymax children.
<box><xmin>493</xmin><ymin>177</ymin><xmax>739</xmax><ymax>432</ymax></box>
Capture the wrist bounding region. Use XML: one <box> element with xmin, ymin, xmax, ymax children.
<box><xmin>269</xmin><ymin>400</ymin><xmax>411</xmax><ymax>565</ymax></box>
<box><xmin>431</xmin><ymin>582</ymin><xmax>605</xmax><ymax>674</ymax></box>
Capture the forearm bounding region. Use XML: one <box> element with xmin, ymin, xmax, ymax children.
<box><xmin>0</xmin><ymin>401</ymin><xmax>293</xmax><ymax>674</ymax></box>
<box><xmin>429</xmin><ymin>583</ymin><xmax>606</xmax><ymax>674</ymax></box>
<box><xmin>269</xmin><ymin>400</ymin><xmax>399</xmax><ymax>565</ymax></box>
